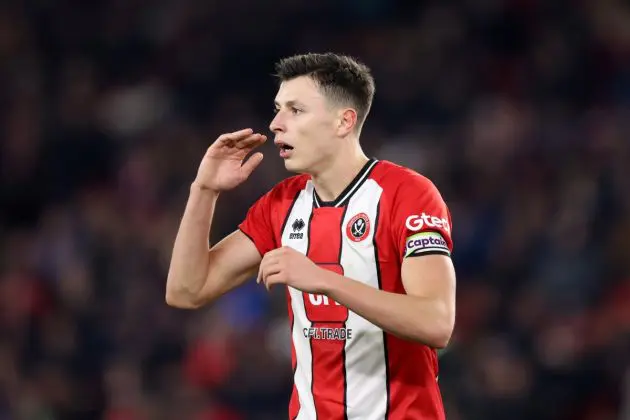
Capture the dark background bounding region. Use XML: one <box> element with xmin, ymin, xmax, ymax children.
<box><xmin>0</xmin><ymin>0</ymin><xmax>629</xmax><ymax>419</ymax></box>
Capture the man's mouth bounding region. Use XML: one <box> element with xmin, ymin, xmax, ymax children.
<box><xmin>277</xmin><ymin>142</ymin><xmax>294</xmax><ymax>151</ymax></box>
<box><xmin>277</xmin><ymin>142</ymin><xmax>294</xmax><ymax>159</ymax></box>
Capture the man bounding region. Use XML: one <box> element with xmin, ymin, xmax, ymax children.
<box><xmin>166</xmin><ymin>52</ymin><xmax>456</xmax><ymax>419</ymax></box>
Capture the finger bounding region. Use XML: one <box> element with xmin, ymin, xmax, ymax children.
<box><xmin>261</xmin><ymin>262</ymin><xmax>282</xmax><ymax>285</ymax></box>
<box><xmin>235</xmin><ymin>134</ymin><xmax>267</xmax><ymax>150</ymax></box>
<box><xmin>256</xmin><ymin>255</ymin><xmax>266</xmax><ymax>284</ymax></box>
<box><xmin>264</xmin><ymin>273</ymin><xmax>285</xmax><ymax>291</ymax></box>
<box><xmin>217</xmin><ymin>128</ymin><xmax>254</xmax><ymax>145</ymax></box>
<box><xmin>239</xmin><ymin>152</ymin><xmax>263</xmax><ymax>181</ymax></box>
<box><xmin>256</xmin><ymin>255</ymin><xmax>274</xmax><ymax>284</ymax></box>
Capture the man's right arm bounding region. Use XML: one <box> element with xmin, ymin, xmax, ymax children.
<box><xmin>165</xmin><ymin>184</ymin><xmax>262</xmax><ymax>309</ymax></box>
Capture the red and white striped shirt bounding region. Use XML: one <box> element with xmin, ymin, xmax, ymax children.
<box><xmin>239</xmin><ymin>159</ymin><xmax>453</xmax><ymax>420</ymax></box>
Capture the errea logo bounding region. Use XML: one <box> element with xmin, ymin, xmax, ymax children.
<box><xmin>289</xmin><ymin>218</ymin><xmax>305</xmax><ymax>240</ymax></box>
<box><xmin>405</xmin><ymin>213</ymin><xmax>450</xmax><ymax>233</ymax></box>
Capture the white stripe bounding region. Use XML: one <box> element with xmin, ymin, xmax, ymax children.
<box><xmin>341</xmin><ymin>179</ymin><xmax>388</xmax><ymax>419</ymax></box>
<box><xmin>335</xmin><ymin>159</ymin><xmax>378</xmax><ymax>207</ymax></box>
<box><xmin>282</xmin><ymin>184</ymin><xmax>316</xmax><ymax>420</ymax></box>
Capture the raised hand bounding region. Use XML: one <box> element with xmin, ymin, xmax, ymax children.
<box><xmin>194</xmin><ymin>128</ymin><xmax>267</xmax><ymax>192</ymax></box>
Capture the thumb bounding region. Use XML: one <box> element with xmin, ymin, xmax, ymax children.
<box><xmin>240</xmin><ymin>152</ymin><xmax>264</xmax><ymax>180</ymax></box>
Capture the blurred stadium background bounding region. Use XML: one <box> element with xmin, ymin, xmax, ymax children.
<box><xmin>1</xmin><ymin>0</ymin><xmax>629</xmax><ymax>419</ymax></box>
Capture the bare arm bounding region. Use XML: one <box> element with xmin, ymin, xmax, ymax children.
<box><xmin>165</xmin><ymin>185</ymin><xmax>261</xmax><ymax>308</ymax></box>
<box><xmin>323</xmin><ymin>254</ymin><xmax>456</xmax><ymax>348</ymax></box>
<box><xmin>165</xmin><ymin>128</ymin><xmax>267</xmax><ymax>309</ymax></box>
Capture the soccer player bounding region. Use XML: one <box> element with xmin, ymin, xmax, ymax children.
<box><xmin>166</xmin><ymin>53</ymin><xmax>456</xmax><ymax>419</ymax></box>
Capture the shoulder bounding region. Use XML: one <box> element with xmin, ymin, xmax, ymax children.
<box><xmin>258</xmin><ymin>174</ymin><xmax>310</xmax><ymax>205</ymax></box>
<box><xmin>370</xmin><ymin>160</ymin><xmax>443</xmax><ymax>198</ymax></box>
<box><xmin>270</xmin><ymin>174</ymin><xmax>310</xmax><ymax>197</ymax></box>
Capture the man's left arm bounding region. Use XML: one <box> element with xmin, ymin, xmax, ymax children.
<box><xmin>326</xmin><ymin>174</ymin><xmax>455</xmax><ymax>348</ymax></box>
<box><xmin>322</xmin><ymin>254</ymin><xmax>455</xmax><ymax>348</ymax></box>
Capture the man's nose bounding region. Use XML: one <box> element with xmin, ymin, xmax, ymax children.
<box><xmin>269</xmin><ymin>113</ymin><xmax>285</xmax><ymax>133</ymax></box>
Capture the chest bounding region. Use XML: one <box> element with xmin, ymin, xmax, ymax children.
<box><xmin>276</xmin><ymin>181</ymin><xmax>395</xmax><ymax>281</ymax></box>
<box><xmin>283</xmin><ymin>200</ymin><xmax>378</xmax><ymax>258</ymax></box>
<box><xmin>280</xmin><ymin>183</ymin><xmax>391</xmax><ymax>328</ymax></box>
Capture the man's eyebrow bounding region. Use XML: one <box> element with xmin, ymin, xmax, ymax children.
<box><xmin>274</xmin><ymin>100</ymin><xmax>300</xmax><ymax>107</ymax></box>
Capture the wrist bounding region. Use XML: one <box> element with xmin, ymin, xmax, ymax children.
<box><xmin>189</xmin><ymin>182</ymin><xmax>220</xmax><ymax>208</ymax></box>
<box><xmin>190</xmin><ymin>181</ymin><xmax>220</xmax><ymax>196</ymax></box>
<box><xmin>320</xmin><ymin>267</ymin><xmax>343</xmax><ymax>296</ymax></box>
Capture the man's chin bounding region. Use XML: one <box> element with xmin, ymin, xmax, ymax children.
<box><xmin>283</xmin><ymin>158</ymin><xmax>307</xmax><ymax>174</ymax></box>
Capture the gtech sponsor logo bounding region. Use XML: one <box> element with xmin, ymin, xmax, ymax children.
<box><xmin>405</xmin><ymin>213</ymin><xmax>450</xmax><ymax>233</ymax></box>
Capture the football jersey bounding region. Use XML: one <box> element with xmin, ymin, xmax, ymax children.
<box><xmin>239</xmin><ymin>158</ymin><xmax>453</xmax><ymax>420</ymax></box>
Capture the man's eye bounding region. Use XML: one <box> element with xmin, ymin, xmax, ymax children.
<box><xmin>291</xmin><ymin>107</ymin><xmax>302</xmax><ymax>115</ymax></box>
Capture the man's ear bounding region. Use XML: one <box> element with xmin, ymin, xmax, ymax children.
<box><xmin>336</xmin><ymin>108</ymin><xmax>358</xmax><ymax>136</ymax></box>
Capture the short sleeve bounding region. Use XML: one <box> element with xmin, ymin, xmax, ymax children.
<box><xmin>238</xmin><ymin>190</ymin><xmax>276</xmax><ymax>256</ymax></box>
<box><xmin>392</xmin><ymin>175</ymin><xmax>453</xmax><ymax>259</ymax></box>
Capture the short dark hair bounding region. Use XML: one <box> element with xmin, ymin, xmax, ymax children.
<box><xmin>274</xmin><ymin>52</ymin><xmax>375</xmax><ymax>130</ymax></box>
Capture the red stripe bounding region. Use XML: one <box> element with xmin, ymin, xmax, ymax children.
<box><xmin>305</xmin><ymin>208</ymin><xmax>347</xmax><ymax>420</ymax></box>
<box><xmin>310</xmin><ymin>322</ymin><xmax>346</xmax><ymax>418</ymax></box>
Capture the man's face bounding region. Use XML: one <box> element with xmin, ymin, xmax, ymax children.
<box><xmin>270</xmin><ymin>76</ymin><xmax>339</xmax><ymax>174</ymax></box>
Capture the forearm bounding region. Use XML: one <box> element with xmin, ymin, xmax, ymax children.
<box><xmin>166</xmin><ymin>183</ymin><xmax>218</xmax><ymax>306</ymax></box>
<box><xmin>323</xmin><ymin>272</ymin><xmax>453</xmax><ymax>348</ymax></box>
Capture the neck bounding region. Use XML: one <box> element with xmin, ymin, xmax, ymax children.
<box><xmin>311</xmin><ymin>146</ymin><xmax>370</xmax><ymax>203</ymax></box>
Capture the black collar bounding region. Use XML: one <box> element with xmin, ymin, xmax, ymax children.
<box><xmin>313</xmin><ymin>158</ymin><xmax>379</xmax><ymax>208</ymax></box>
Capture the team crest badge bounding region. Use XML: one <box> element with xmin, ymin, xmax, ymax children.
<box><xmin>346</xmin><ymin>213</ymin><xmax>370</xmax><ymax>242</ymax></box>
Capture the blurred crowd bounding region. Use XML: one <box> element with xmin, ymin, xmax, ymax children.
<box><xmin>1</xmin><ymin>0</ymin><xmax>629</xmax><ymax>419</ymax></box>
